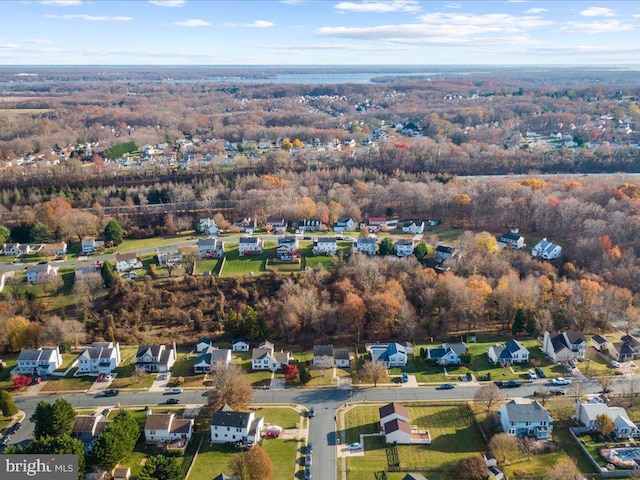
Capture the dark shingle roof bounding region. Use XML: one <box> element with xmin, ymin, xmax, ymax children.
<box><xmin>211</xmin><ymin>410</ymin><xmax>252</xmax><ymax>429</ymax></box>
<box><xmin>379</xmin><ymin>402</ymin><xmax>409</xmax><ymax>420</ymax></box>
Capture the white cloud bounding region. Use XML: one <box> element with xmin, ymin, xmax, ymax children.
<box><xmin>225</xmin><ymin>20</ymin><xmax>275</xmax><ymax>28</ymax></box>
<box><xmin>445</xmin><ymin>3</ymin><xmax>462</xmax><ymax>9</ymax></box>
<box><xmin>265</xmin><ymin>43</ymin><xmax>417</xmax><ymax>52</ymax></box>
<box><xmin>148</xmin><ymin>0</ymin><xmax>186</xmax><ymax>6</ymax></box>
<box><xmin>0</xmin><ymin>44</ymin><xmax>20</xmax><ymax>50</ymax></box>
<box><xmin>45</xmin><ymin>14</ymin><xmax>132</xmax><ymax>21</ymax></box>
<box><xmin>334</xmin><ymin>1</ymin><xmax>421</xmax><ymax>13</ymax></box>
<box><xmin>25</xmin><ymin>38</ymin><xmax>53</xmax><ymax>45</ymax></box>
<box><xmin>525</xmin><ymin>8</ymin><xmax>548</xmax><ymax>14</ymax></box>
<box><xmin>40</xmin><ymin>0</ymin><xmax>82</xmax><ymax>5</ymax></box>
<box><xmin>174</xmin><ymin>19</ymin><xmax>210</xmax><ymax>27</ymax></box>
<box><xmin>580</xmin><ymin>7</ymin><xmax>617</xmax><ymax>17</ymax></box>
<box><xmin>561</xmin><ymin>20</ymin><xmax>634</xmax><ymax>34</ymax></box>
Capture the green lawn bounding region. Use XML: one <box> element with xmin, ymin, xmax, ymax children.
<box><xmin>108</xmin><ymin>347</ymin><xmax>157</xmax><ymax>389</ymax></box>
<box><xmin>253</xmin><ymin>406</ymin><xmax>300</xmax><ymax>429</ymax></box>
<box><xmin>219</xmin><ymin>243</ymin><xmax>274</xmax><ymax>277</ymax></box>
<box><xmin>194</xmin><ymin>258</ymin><xmax>222</xmax><ymax>275</ymax></box>
<box><xmin>344</xmin><ymin>404</ymin><xmax>486</xmax><ymax>479</ymax></box>
<box><xmin>116</xmin><ymin>234</ymin><xmax>196</xmax><ymax>254</ymax></box>
<box><xmin>40</xmin><ymin>369</ymin><xmax>96</xmax><ymax>392</ymax></box>
<box><xmin>0</xmin><ymin>354</ymin><xmax>19</xmax><ymax>390</ymax></box>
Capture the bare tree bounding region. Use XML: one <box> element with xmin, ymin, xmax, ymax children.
<box><xmin>543</xmin><ymin>457</ymin><xmax>580</xmax><ymax>480</ymax></box>
<box><xmin>488</xmin><ymin>432</ymin><xmax>520</xmax><ymax>465</ymax></box>
<box><xmin>570</xmin><ymin>380</ymin><xmax>586</xmax><ymax>399</ymax></box>
<box><xmin>208</xmin><ymin>364</ymin><xmax>253</xmax><ymax>411</ymax></box>
<box><xmin>358</xmin><ymin>361</ymin><xmax>389</xmax><ymax>387</ymax></box>
<box><xmin>596</xmin><ymin>376</ymin><xmax>611</xmax><ymax>394</ymax></box>
<box><xmin>474</xmin><ymin>384</ymin><xmax>504</xmax><ymax>411</ymax></box>
<box><xmin>534</xmin><ymin>387</ymin><xmax>551</xmax><ymax>406</ymax></box>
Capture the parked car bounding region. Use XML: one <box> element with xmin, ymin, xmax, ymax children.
<box><xmin>497</xmin><ymin>380</ymin><xmax>521</xmax><ymax>389</ymax></box>
<box><xmin>31</xmin><ymin>376</ymin><xmax>41</xmax><ymax>385</ymax></box>
<box><xmin>97</xmin><ymin>373</ymin><xmax>106</xmax><ymax>382</ymax></box>
<box><xmin>104</xmin><ymin>389</ymin><xmax>120</xmax><ymax>396</ymax></box>
<box><xmin>8</xmin><ymin>423</ymin><xmax>21</xmax><ymax>434</ymax></box>
<box><xmin>550</xmin><ymin>388</ymin><xmax>566</xmax><ymax>396</ymax></box>
<box><xmin>568</xmin><ymin>359</ymin><xmax>576</xmax><ymax>369</ymax></box>
<box><xmin>611</xmin><ymin>360</ymin><xmax>621</xmax><ymax>368</ymax></box>
<box><xmin>527</xmin><ymin>369</ymin><xmax>537</xmax><ymax>379</ymax></box>
<box><xmin>401</xmin><ymin>372</ymin><xmax>409</xmax><ymax>383</ymax></box>
<box><xmin>166</xmin><ymin>398</ymin><xmax>180</xmax><ymax>404</ymax></box>
<box><xmin>552</xmin><ymin>377</ymin><xmax>571</xmax><ymax>385</ymax></box>
<box><xmin>170</xmin><ymin>387</ymin><xmax>183</xmax><ymax>394</ymax></box>
<box><xmin>304</xmin><ymin>466</ymin><xmax>312</xmax><ymax>479</ymax></box>
<box><xmin>535</xmin><ymin>367</ymin><xmax>546</xmax><ymax>379</ymax></box>
<box><xmin>308</xmin><ymin>408</ymin><xmax>315</xmax><ymax>418</ymax></box>
<box><xmin>306</xmin><ymin>443</ymin><xmax>313</xmax><ymax>454</ymax></box>
<box><xmin>437</xmin><ymin>383</ymin><xmax>455</xmax><ymax>390</ymax></box>
<box><xmin>101</xmin><ymin>408</ymin><xmax>110</xmax><ymax>416</ymax></box>
<box><xmin>348</xmin><ymin>442</ymin><xmax>362</xmax><ymax>451</ymax></box>
<box><xmin>305</xmin><ymin>452</ymin><xmax>312</xmax><ymax>466</ymax></box>
<box><xmin>1</xmin><ymin>435</ymin><xmax>11</xmax><ymax>447</ymax></box>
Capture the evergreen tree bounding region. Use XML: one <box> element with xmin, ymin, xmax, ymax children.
<box><xmin>0</xmin><ymin>225</ymin><xmax>9</xmax><ymax>244</ymax></box>
<box><xmin>101</xmin><ymin>260</ymin><xmax>116</xmax><ymax>288</ymax></box>
<box><xmin>30</xmin><ymin>221</ymin><xmax>49</xmax><ymax>243</ymax></box>
<box><xmin>93</xmin><ymin>409</ymin><xmax>140</xmax><ymax>471</ymax></box>
<box><xmin>0</xmin><ymin>390</ymin><xmax>18</xmax><ymax>417</ymax></box>
<box><xmin>511</xmin><ymin>308</ymin><xmax>527</xmax><ymax>336</ymax></box>
<box><xmin>137</xmin><ymin>455</ymin><xmax>182</xmax><ymax>480</ymax></box>
<box><xmin>23</xmin><ymin>435</ymin><xmax>85</xmax><ymax>480</ymax></box>
<box><xmin>526</xmin><ymin>315</ymin><xmax>541</xmax><ymax>337</ymax></box>
<box><xmin>413</xmin><ymin>242</ymin><xmax>428</xmax><ymax>261</ymax></box>
<box><xmin>299</xmin><ymin>367</ymin><xmax>312</xmax><ymax>384</ymax></box>
<box><xmin>378</xmin><ymin>237</ymin><xmax>394</xmax><ymax>256</ymax></box>
<box><xmin>103</xmin><ymin>219</ymin><xmax>124</xmax><ymax>246</ymax></box>
<box><xmin>30</xmin><ymin>398</ymin><xmax>76</xmax><ymax>438</ymax></box>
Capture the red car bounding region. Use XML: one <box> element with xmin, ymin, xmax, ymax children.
<box><xmin>264</xmin><ymin>431</ymin><xmax>280</xmax><ymax>438</ymax></box>
<box><xmin>97</xmin><ymin>373</ymin><xmax>106</xmax><ymax>382</ymax></box>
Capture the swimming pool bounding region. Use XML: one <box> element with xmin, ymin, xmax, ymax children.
<box><xmin>611</xmin><ymin>448</ymin><xmax>640</xmax><ymax>461</ymax></box>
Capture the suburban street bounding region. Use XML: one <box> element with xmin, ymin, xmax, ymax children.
<box><xmin>4</xmin><ymin>376</ymin><xmax>629</xmax><ymax>480</ymax></box>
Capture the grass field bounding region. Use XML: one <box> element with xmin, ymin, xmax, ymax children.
<box><xmin>40</xmin><ymin>369</ymin><xmax>96</xmax><ymax>392</ymax></box>
<box><xmin>0</xmin><ymin>108</ymin><xmax>53</xmax><ymax>115</ymax></box>
<box><xmin>219</xmin><ymin>243</ymin><xmax>273</xmax><ymax>277</ymax></box>
<box><xmin>344</xmin><ymin>404</ymin><xmax>486</xmax><ymax>480</ymax></box>
<box><xmin>252</xmin><ymin>406</ymin><xmax>300</xmax><ymax>429</ymax></box>
<box><xmin>0</xmin><ymin>354</ymin><xmax>19</xmax><ymax>390</ymax></box>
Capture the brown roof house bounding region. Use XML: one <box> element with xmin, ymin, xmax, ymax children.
<box><xmin>144</xmin><ymin>411</ymin><xmax>194</xmax><ymax>452</ymax></box>
<box><xmin>71</xmin><ymin>414</ymin><xmax>112</xmax><ymax>452</ymax></box>
<box><xmin>379</xmin><ymin>402</ymin><xmax>430</xmax><ymax>445</ymax></box>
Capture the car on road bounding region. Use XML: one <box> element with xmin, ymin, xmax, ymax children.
<box><xmin>601</xmin><ymin>387</ymin><xmax>612</xmax><ymax>394</ymax></box>
<box><xmin>306</xmin><ymin>443</ymin><xmax>313</xmax><ymax>454</ymax></box>
<box><xmin>169</xmin><ymin>387</ymin><xmax>183</xmax><ymax>394</ymax></box>
<box><xmin>8</xmin><ymin>423</ymin><xmax>21</xmax><ymax>434</ymax></box>
<box><xmin>166</xmin><ymin>398</ymin><xmax>180</xmax><ymax>404</ymax></box>
<box><xmin>401</xmin><ymin>372</ymin><xmax>409</xmax><ymax>383</ymax></box>
<box><xmin>1</xmin><ymin>435</ymin><xmax>11</xmax><ymax>447</ymax></box>
<box><xmin>348</xmin><ymin>442</ymin><xmax>362</xmax><ymax>451</ymax></box>
<box><xmin>437</xmin><ymin>383</ymin><xmax>455</xmax><ymax>390</ymax></box>
<box><xmin>615</xmin><ymin>370</ymin><xmax>625</xmax><ymax>376</ymax></box>
<box><xmin>495</xmin><ymin>380</ymin><xmax>521</xmax><ymax>389</ymax></box>
<box><xmin>550</xmin><ymin>388</ymin><xmax>566</xmax><ymax>396</ymax></box>
<box><xmin>104</xmin><ymin>389</ymin><xmax>120</xmax><ymax>396</ymax></box>
<box><xmin>304</xmin><ymin>466</ymin><xmax>312</xmax><ymax>479</ymax></box>
<box><xmin>611</xmin><ymin>360</ymin><xmax>621</xmax><ymax>368</ymax></box>
<box><xmin>305</xmin><ymin>452</ymin><xmax>312</xmax><ymax>466</ymax></box>
<box><xmin>308</xmin><ymin>408</ymin><xmax>315</xmax><ymax>418</ymax></box>
<box><xmin>552</xmin><ymin>377</ymin><xmax>571</xmax><ymax>385</ymax></box>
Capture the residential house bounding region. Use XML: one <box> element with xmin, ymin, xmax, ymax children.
<box><xmin>435</xmin><ymin>244</ymin><xmax>456</xmax><ymax>264</ymax></box>
<box><xmin>135</xmin><ymin>343</ymin><xmax>177</xmax><ymax>373</ymax></box>
<box><xmin>232</xmin><ymin>337</ymin><xmax>250</xmax><ymax>352</ymax></box>
<box><xmin>259</xmin><ymin>340</ymin><xmax>275</xmax><ymax>351</ymax></box>
<box><xmin>333</xmin><ymin>217</ymin><xmax>355</xmax><ymax>234</ymax></box>
<box><xmin>26</xmin><ymin>263</ymin><xmax>59</xmax><ymax>284</ymax></box>
<box><xmin>156</xmin><ymin>246</ymin><xmax>182</xmax><ymax>267</ymax></box>
<box><xmin>395</xmin><ymin>239</ymin><xmax>415</xmax><ymax>257</ymax></box>
<box><xmin>313</xmin><ymin>237</ymin><xmax>337</xmax><ymax>256</ymax></box>
<box><xmin>379</xmin><ymin>402</ymin><xmax>431</xmax><ymax>445</ymax></box>
<box><xmin>210</xmin><ymin>405</ymin><xmax>264</xmax><ymax>446</ymax></box>
<box><xmin>81</xmin><ymin>238</ymin><xmax>104</xmax><ymax>254</ymax></box>
<box><xmin>16</xmin><ymin>347</ymin><xmax>63</xmax><ymax>376</ymax></box>
<box><xmin>576</xmin><ymin>400</ymin><xmax>638</xmax><ymax>439</ymax></box>
<box><xmin>531</xmin><ymin>238</ymin><xmax>562</xmax><ymax>260</ymax></box>
<box><xmin>313</xmin><ymin>345</ymin><xmax>335</xmax><ymax>368</ymax></box>
<box><xmin>542</xmin><ymin>331</ymin><xmax>587</xmax><ymax>362</ymax></box>
<box><xmin>71</xmin><ymin>414</ymin><xmax>112</xmax><ymax>452</ymax></box>
<box><xmin>238</xmin><ymin>237</ymin><xmax>263</xmax><ymax>256</ymax></box>
<box><xmin>500</xmin><ymin>400</ymin><xmax>554</xmax><ymax>439</ymax></box>
<box><xmin>198</xmin><ymin>218</ymin><xmax>219</xmax><ymax>236</ymax></box>
<box><xmin>277</xmin><ymin>236</ymin><xmax>299</xmax><ymax>260</ymax></box>
<box><xmin>379</xmin><ymin>402</ymin><xmax>410</xmax><ymax>427</ymax></box>
<box><xmin>40</xmin><ymin>242</ymin><xmax>68</xmax><ymax>257</ymax></box>
<box><xmin>194</xmin><ymin>348</ymin><xmax>232</xmax><ymax>373</ymax></box>
<box><xmin>112</xmin><ymin>466</ymin><xmax>132</xmax><ymax>480</ymax></box>
<box><xmin>497</xmin><ymin>231</ymin><xmax>526</xmax><ymax>249</ymax></box>
<box><xmin>298</xmin><ymin>219</ymin><xmax>322</xmax><ymax>232</ymax></box>
<box><xmin>384</xmin><ymin>418</ymin><xmax>413</xmax><ymax>444</ymax></box>
<box><xmin>266</xmin><ymin>218</ymin><xmax>287</xmax><ymax>234</ymax></box>
<box><xmin>488</xmin><ymin>466</ymin><xmax>505</xmax><ymax>480</ymax></box>
<box><xmin>75</xmin><ymin>264</ymin><xmax>101</xmax><ymax>280</ymax></box>
<box><xmin>355</xmin><ymin>237</ymin><xmax>377</xmax><ymax>255</ymax></box>
<box><xmin>144</xmin><ymin>412</ymin><xmax>194</xmax><ymax>445</ymax></box>
<box><xmin>77</xmin><ymin>342</ymin><xmax>121</xmax><ymax>374</ymax></box>
<box><xmin>607</xmin><ymin>335</ymin><xmax>640</xmax><ymax>362</ymax></box>
<box><xmin>591</xmin><ymin>334</ymin><xmax>610</xmax><ymax>352</ymax></box>
<box><xmin>1</xmin><ymin>243</ymin><xmax>22</xmax><ymax>256</ymax></box>
<box><xmin>251</xmin><ymin>347</ymin><xmax>291</xmax><ymax>371</ymax></box>
<box><xmin>402</xmin><ymin>475</ymin><xmax>428</xmax><ymax>480</ymax></box>
<box><xmin>370</xmin><ymin>343</ymin><xmax>408</xmax><ymax>367</ymax></box>
<box><xmin>196</xmin><ymin>338</ymin><xmax>213</xmax><ymax>353</ymax></box>
<box><xmin>198</xmin><ymin>238</ymin><xmax>224</xmax><ymax>258</ymax></box>
<box><xmin>115</xmin><ymin>253</ymin><xmax>142</xmax><ymax>273</ymax></box>
<box><xmin>401</xmin><ymin>220</ymin><xmax>425</xmax><ymax>235</ymax></box>
<box><xmin>366</xmin><ymin>217</ymin><xmax>397</xmax><ymax>233</ymax></box>
<box><xmin>234</xmin><ymin>218</ymin><xmax>257</xmax><ymax>234</ymax></box>
<box><xmin>427</xmin><ymin>342</ymin><xmax>468</xmax><ymax>366</ymax></box>
<box><xmin>487</xmin><ymin>339</ymin><xmax>530</xmax><ymax>365</ymax></box>
<box><xmin>334</xmin><ymin>349</ymin><xmax>352</xmax><ymax>368</ymax></box>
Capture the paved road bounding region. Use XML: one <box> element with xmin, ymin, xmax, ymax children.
<box><xmin>3</xmin><ymin>377</ymin><xmax>624</xmax><ymax>479</ymax></box>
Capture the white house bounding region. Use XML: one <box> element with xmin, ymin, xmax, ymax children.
<box><xmin>251</xmin><ymin>347</ymin><xmax>290</xmax><ymax>371</ymax></box>
<box><xmin>313</xmin><ymin>237</ymin><xmax>337</xmax><ymax>256</ymax></box>
<box><xmin>277</xmin><ymin>236</ymin><xmax>299</xmax><ymax>260</ymax></box>
<box><xmin>238</xmin><ymin>237</ymin><xmax>263</xmax><ymax>256</ymax></box>
<box><xmin>334</xmin><ymin>349</ymin><xmax>352</xmax><ymax>368</ymax></box>
<box><xmin>26</xmin><ymin>263</ymin><xmax>59</xmax><ymax>284</ymax></box>
<box><xmin>542</xmin><ymin>331</ymin><xmax>587</xmax><ymax>362</ymax></box>
<box><xmin>499</xmin><ymin>400</ymin><xmax>554</xmax><ymax>440</ymax></box>
<box><xmin>370</xmin><ymin>343</ymin><xmax>408</xmax><ymax>367</ymax></box>
<box><xmin>75</xmin><ymin>264</ymin><xmax>101</xmax><ymax>280</ymax></box>
<box><xmin>355</xmin><ymin>237</ymin><xmax>377</xmax><ymax>255</ymax></box>
<box><xmin>575</xmin><ymin>400</ymin><xmax>638</xmax><ymax>439</ymax></box>
<box><xmin>379</xmin><ymin>402</ymin><xmax>410</xmax><ymax>427</ymax></box>
<box><xmin>81</xmin><ymin>238</ymin><xmax>104</xmax><ymax>254</ymax></box>
<box><xmin>194</xmin><ymin>348</ymin><xmax>232</xmax><ymax>373</ymax></box>
<box><xmin>266</xmin><ymin>218</ymin><xmax>287</xmax><ymax>234</ymax></box>
<box><xmin>198</xmin><ymin>238</ymin><xmax>224</xmax><ymax>258</ymax></box>
<box><xmin>77</xmin><ymin>342</ymin><xmax>121</xmax><ymax>374</ymax></box>
<box><xmin>210</xmin><ymin>406</ymin><xmax>263</xmax><ymax>446</ymax></box>
<box><xmin>379</xmin><ymin>402</ymin><xmax>430</xmax><ymax>445</ymax></box>
<box><xmin>531</xmin><ymin>238</ymin><xmax>562</xmax><ymax>260</ymax></box>
<box><xmin>298</xmin><ymin>219</ymin><xmax>322</xmax><ymax>232</ymax></box>
<box><xmin>313</xmin><ymin>345</ymin><xmax>335</xmax><ymax>368</ymax></box>
<box><xmin>232</xmin><ymin>337</ymin><xmax>250</xmax><ymax>352</ymax></box>
<box><xmin>196</xmin><ymin>338</ymin><xmax>213</xmax><ymax>353</ymax></box>
<box><xmin>199</xmin><ymin>218</ymin><xmax>220</xmax><ymax>236</ymax></box>
<box><xmin>427</xmin><ymin>343</ymin><xmax>468</xmax><ymax>366</ymax></box>
<box><xmin>395</xmin><ymin>239</ymin><xmax>415</xmax><ymax>257</ymax></box>
<box><xmin>497</xmin><ymin>231</ymin><xmax>526</xmax><ymax>249</ymax></box>
<box><xmin>435</xmin><ymin>244</ymin><xmax>456</xmax><ymax>263</ymax></box>
<box><xmin>367</xmin><ymin>217</ymin><xmax>397</xmax><ymax>232</ymax></box>
<box><xmin>1</xmin><ymin>243</ymin><xmax>22</xmax><ymax>256</ymax></box>
<box><xmin>488</xmin><ymin>339</ymin><xmax>530</xmax><ymax>365</ymax></box>
<box><xmin>115</xmin><ymin>253</ymin><xmax>143</xmax><ymax>273</ymax></box>
<box><xmin>402</xmin><ymin>220</ymin><xmax>425</xmax><ymax>235</ymax></box>
<box><xmin>234</xmin><ymin>218</ymin><xmax>257</xmax><ymax>234</ymax></box>
<box><xmin>157</xmin><ymin>246</ymin><xmax>182</xmax><ymax>267</ymax></box>
<box><xmin>16</xmin><ymin>346</ymin><xmax>63</xmax><ymax>376</ymax></box>
<box><xmin>144</xmin><ymin>412</ymin><xmax>194</xmax><ymax>445</ymax></box>
<box><xmin>333</xmin><ymin>217</ymin><xmax>355</xmax><ymax>234</ymax></box>
<box><xmin>135</xmin><ymin>343</ymin><xmax>177</xmax><ymax>373</ymax></box>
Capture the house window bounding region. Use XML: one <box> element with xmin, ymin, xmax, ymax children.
<box><xmin>215</xmin><ymin>433</ymin><xmax>218</xmax><ymax>438</ymax></box>
<box><xmin>227</xmin><ymin>427</ymin><xmax>230</xmax><ymax>431</ymax></box>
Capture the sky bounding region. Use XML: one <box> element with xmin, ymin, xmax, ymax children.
<box><xmin>1</xmin><ymin>0</ymin><xmax>640</xmax><ymax>65</ymax></box>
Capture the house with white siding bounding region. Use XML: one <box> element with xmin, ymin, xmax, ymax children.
<box><xmin>77</xmin><ymin>342</ymin><xmax>121</xmax><ymax>374</ymax></box>
<box><xmin>238</xmin><ymin>237</ymin><xmax>263</xmax><ymax>256</ymax></box>
<box><xmin>210</xmin><ymin>406</ymin><xmax>263</xmax><ymax>446</ymax></box>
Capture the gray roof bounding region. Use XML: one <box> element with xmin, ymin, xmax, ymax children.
<box><xmin>239</xmin><ymin>237</ymin><xmax>259</xmax><ymax>244</ymax></box>
<box><xmin>18</xmin><ymin>348</ymin><xmax>57</xmax><ymax>363</ymax></box>
<box><xmin>357</xmin><ymin>237</ymin><xmax>376</xmax><ymax>245</ymax></box>
<box><xmin>503</xmin><ymin>400</ymin><xmax>553</xmax><ymax>424</ymax></box>
<box><xmin>314</xmin><ymin>345</ymin><xmax>334</xmax><ymax>357</ymax></box>
<box><xmin>402</xmin><ymin>475</ymin><xmax>428</xmax><ymax>480</ymax></box>
<box><xmin>211</xmin><ymin>410</ymin><xmax>252</xmax><ymax>429</ymax></box>
<box><xmin>334</xmin><ymin>349</ymin><xmax>351</xmax><ymax>360</ymax></box>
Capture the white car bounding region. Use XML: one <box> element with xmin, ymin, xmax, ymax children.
<box><xmin>611</xmin><ymin>360</ymin><xmax>621</xmax><ymax>368</ymax></box>
<box><xmin>348</xmin><ymin>442</ymin><xmax>362</xmax><ymax>451</ymax></box>
<box><xmin>552</xmin><ymin>377</ymin><xmax>571</xmax><ymax>385</ymax></box>
<box><xmin>170</xmin><ymin>387</ymin><xmax>183</xmax><ymax>394</ymax></box>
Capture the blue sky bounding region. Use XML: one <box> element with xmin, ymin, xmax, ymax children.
<box><xmin>1</xmin><ymin>0</ymin><xmax>639</xmax><ymax>65</ymax></box>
